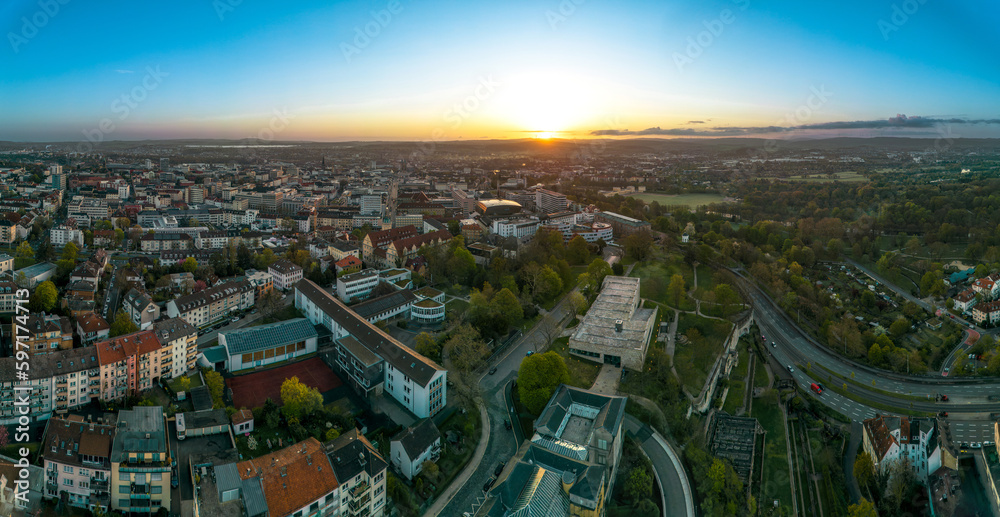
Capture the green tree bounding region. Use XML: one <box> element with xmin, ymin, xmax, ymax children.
<box><xmin>566</xmin><ymin>235</ymin><xmax>590</xmax><ymax>265</ymax></box>
<box><xmin>30</xmin><ymin>280</ymin><xmax>58</xmax><ymax>312</ymax></box>
<box><xmin>491</xmin><ymin>287</ymin><xmax>523</xmax><ymax>325</ymax></box>
<box><xmin>182</xmin><ymin>257</ymin><xmax>198</xmax><ymax>273</ymax></box>
<box><xmin>568</xmin><ymin>290</ymin><xmax>588</xmax><ymax>315</ymax></box>
<box><xmin>533</xmin><ymin>265</ymin><xmax>564</xmax><ymax>302</ymax></box>
<box><xmin>415</xmin><ymin>332</ymin><xmax>441</xmax><ymax>362</ymax></box>
<box><xmin>587</xmin><ymin>258</ymin><xmax>613</xmax><ymax>289</ymax></box>
<box><xmin>14</xmin><ymin>241</ymin><xmax>33</xmax><ymax>260</ymax></box>
<box><xmin>325</xmin><ymin>428</ymin><xmax>341</xmax><ymax>441</ymax></box>
<box><xmin>714</xmin><ymin>284</ymin><xmax>740</xmax><ymax>317</ymax></box>
<box><xmin>205</xmin><ymin>370</ymin><xmax>226</xmax><ymax>408</ymax></box>
<box><xmin>444</xmin><ymin>324</ymin><xmax>489</xmax><ymax>372</ymax></box>
<box><xmin>280</xmin><ymin>376</ymin><xmax>323</xmax><ymax>419</ymax></box>
<box><xmin>108</xmin><ymin>310</ymin><xmax>139</xmax><ymax>338</ymax></box>
<box><xmin>517</xmin><ymin>351</ymin><xmax>570</xmax><ymax>414</ymax></box>
<box><xmin>62</xmin><ymin>241</ymin><xmax>79</xmax><ymax>262</ymax></box>
<box><xmin>889</xmin><ymin>318</ymin><xmax>910</xmax><ymax>338</ymax></box>
<box><xmin>175</xmin><ymin>376</ymin><xmax>192</xmax><ymax>393</ymax></box>
<box><xmin>667</xmin><ymin>274</ymin><xmax>686</xmax><ymax>307</ymax></box>
<box><xmin>623</xmin><ymin>230</ymin><xmax>654</xmax><ymax>261</ymax></box>
<box><xmin>847</xmin><ymin>498</ymin><xmax>878</xmax><ymax>517</ymax></box>
<box><xmin>447</xmin><ymin>246</ymin><xmax>477</xmax><ymax>284</ymax></box>
<box><xmin>624</xmin><ymin>467</ymin><xmax>653</xmax><ymax>504</ymax></box>
<box><xmin>854</xmin><ymin>451</ymin><xmax>876</xmax><ymax>493</ymax></box>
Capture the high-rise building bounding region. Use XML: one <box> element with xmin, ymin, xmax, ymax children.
<box><xmin>534</xmin><ymin>188</ymin><xmax>569</xmax><ymax>214</ymax></box>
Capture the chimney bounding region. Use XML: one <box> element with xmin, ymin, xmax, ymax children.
<box><xmin>614</xmin><ymin>320</ymin><xmax>623</xmax><ymax>333</ymax></box>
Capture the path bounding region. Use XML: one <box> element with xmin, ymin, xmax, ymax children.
<box><xmin>623</xmin><ymin>415</ymin><xmax>696</xmax><ymax>517</ymax></box>
<box><xmin>781</xmin><ymin>399</ymin><xmax>800</xmax><ymax>517</ymax></box>
<box><xmin>424</xmin><ymin>401</ymin><xmax>490</xmax><ymax>516</ymax></box>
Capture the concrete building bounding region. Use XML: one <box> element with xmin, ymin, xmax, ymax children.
<box><xmin>152</xmin><ymin>317</ymin><xmax>199</xmax><ymax>379</ymax></box>
<box><xmin>490</xmin><ymin>217</ymin><xmax>539</xmax><ymax>240</ymax></box>
<box><xmin>14</xmin><ymin>262</ymin><xmax>57</xmax><ymax>288</ymax></box>
<box><xmin>218</xmin><ymin>318</ymin><xmax>318</xmax><ymax>372</ymax></box>
<box><xmin>0</xmin><ymin>254</ymin><xmax>12</xmax><ymax>273</ymax></box>
<box><xmin>568</xmin><ymin>276</ymin><xmax>657</xmax><ymax>370</ymax></box>
<box><xmin>268</xmin><ymin>259</ymin><xmax>303</xmax><ymax>291</ymax></box>
<box><xmin>337</xmin><ymin>268</ymin><xmax>380</xmax><ymax>303</ymax></box>
<box><xmin>95</xmin><ymin>330</ymin><xmax>166</xmax><ymax>401</ymax></box>
<box><xmin>296</xmin><ymin>279</ymin><xmax>447</xmax><ymax>418</ymax></box>
<box><xmin>165</xmin><ymin>280</ymin><xmax>255</xmax><ymax>328</ymax></box>
<box><xmin>51</xmin><ymin>225</ymin><xmax>85</xmax><ymax>247</ymax></box>
<box><xmin>593</xmin><ymin>211</ymin><xmax>651</xmax><ymax>237</ymax></box>
<box><xmin>109</xmin><ymin>406</ymin><xmax>172</xmax><ymax>514</ymax></box>
<box><xmin>535</xmin><ymin>188</ymin><xmax>569</xmax><ymax>214</ymax></box>
<box><xmin>122</xmin><ymin>288</ymin><xmax>160</xmax><ymax>330</ymax></box>
<box><xmin>76</xmin><ymin>313</ymin><xmax>111</xmax><ymax>345</ymax></box>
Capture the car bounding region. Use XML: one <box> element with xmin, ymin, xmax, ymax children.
<box><xmin>488</xmin><ymin>366</ymin><xmax>498</xmax><ymax>375</ymax></box>
<box><xmin>786</xmin><ymin>365</ymin><xmax>794</xmax><ymax>373</ymax></box>
<box><xmin>771</xmin><ymin>341</ymin><xmax>776</xmax><ymax>348</ymax></box>
<box><xmin>938</xmin><ymin>411</ymin><xmax>948</xmax><ymax>417</ymax></box>
<box><xmin>504</xmin><ymin>419</ymin><xmax>512</xmax><ymax>430</ymax></box>
<box><xmin>494</xmin><ymin>462</ymin><xmax>506</xmax><ymax>477</ymax></box>
<box><xmin>171</xmin><ymin>477</ymin><xmax>178</xmax><ymax>489</ymax></box>
<box><xmin>526</xmin><ymin>350</ymin><xmax>534</xmax><ymax>356</ymax></box>
<box><xmin>810</xmin><ymin>383</ymin><xmax>823</xmax><ymax>394</ymax></box>
<box><xmin>972</xmin><ymin>442</ymin><xmax>982</xmax><ymax>449</ymax></box>
<box><xmin>940</xmin><ymin>394</ymin><xmax>949</xmax><ymax>402</ymax></box>
<box><xmin>483</xmin><ymin>477</ymin><xmax>496</xmax><ymax>492</ymax></box>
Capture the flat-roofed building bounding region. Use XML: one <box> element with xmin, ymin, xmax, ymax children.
<box><xmin>593</xmin><ymin>211</ymin><xmax>651</xmax><ymax>237</ymax></box>
<box><xmin>535</xmin><ymin>188</ymin><xmax>569</xmax><ymax>214</ymax></box>
<box><xmin>109</xmin><ymin>406</ymin><xmax>171</xmax><ymax>514</ymax></box>
<box><xmin>337</xmin><ymin>268</ymin><xmax>380</xmax><ymax>303</ymax></box>
<box><xmin>567</xmin><ymin>276</ymin><xmax>657</xmax><ymax>371</ymax></box>
<box><xmin>218</xmin><ymin>318</ymin><xmax>318</xmax><ymax>372</ymax></box>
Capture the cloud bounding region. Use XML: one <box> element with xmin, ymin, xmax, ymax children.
<box><xmin>589</xmin><ymin>116</ymin><xmax>1000</xmax><ymax>137</ymax></box>
<box><xmin>115</xmin><ymin>69</ymin><xmax>135</xmax><ymax>74</ymax></box>
<box><xmin>687</xmin><ymin>120</ymin><xmax>705</xmax><ymax>124</ymax></box>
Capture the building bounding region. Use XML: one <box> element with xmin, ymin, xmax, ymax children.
<box><xmin>95</xmin><ymin>330</ymin><xmax>166</xmax><ymax>400</ymax></box>
<box><xmin>337</xmin><ymin>268</ymin><xmax>380</xmax><ymax>303</ymax></box>
<box><xmin>296</xmin><ymin>279</ymin><xmax>447</xmax><ymax>418</ymax></box>
<box><xmin>109</xmin><ymin>406</ymin><xmax>172</xmax><ymax>514</ymax></box>
<box><xmin>140</xmin><ymin>232</ymin><xmax>194</xmax><ymax>252</ymax></box>
<box><xmin>390</xmin><ymin>419</ymin><xmax>442</xmax><ymax>480</ymax></box>
<box><xmin>535</xmin><ymin>188</ymin><xmax>569</xmax><ymax>214</ymax></box>
<box><xmin>593</xmin><ymin>211</ymin><xmax>651</xmax><ymax>237</ymax></box>
<box><xmin>335</xmin><ymin>255</ymin><xmax>363</xmax><ymax>275</ymax></box>
<box><xmin>490</xmin><ymin>217</ymin><xmax>539</xmax><ymax>240</ymax></box>
<box><xmin>475</xmin><ymin>199</ymin><xmax>522</xmax><ymax>217</ymax></box>
<box><xmin>18</xmin><ymin>313</ymin><xmax>73</xmax><ymax>355</ymax></box>
<box><xmin>1</xmin><ymin>455</ymin><xmax>43</xmax><ymax>516</ymax></box>
<box><xmin>862</xmin><ymin>415</ymin><xmax>941</xmax><ymax>482</ymax></box>
<box><xmin>122</xmin><ymin>288</ymin><xmax>160</xmax><ymax>330</ymax></box>
<box><xmin>362</xmin><ymin>225</ymin><xmax>418</xmax><ymax>264</ymax></box>
<box><xmin>326</xmin><ymin>429</ymin><xmax>388</xmax><ymax>517</ymax></box>
<box><xmin>152</xmin><ymin>317</ymin><xmax>199</xmax><ymax>379</ymax></box>
<box><xmin>0</xmin><ymin>347</ymin><xmax>103</xmax><ymax>425</ymax></box>
<box><xmin>237</xmin><ymin>438</ymin><xmax>341</xmax><ymax>517</ymax></box>
<box><xmin>329</xmin><ymin>240</ymin><xmax>361</xmax><ymax>262</ymax></box>
<box><xmin>243</xmin><ymin>269</ymin><xmax>274</xmax><ymax>299</ymax></box>
<box><xmin>231</xmin><ymin>409</ymin><xmax>254</xmax><ymax>435</ymax></box>
<box><xmin>51</xmin><ymin>225</ymin><xmax>85</xmax><ymax>247</ymax></box>
<box><xmin>0</xmin><ymin>281</ymin><xmax>20</xmax><ymax>313</ymax></box>
<box><xmin>567</xmin><ymin>276</ymin><xmax>657</xmax><ymax>370</ymax></box>
<box><xmin>218</xmin><ymin>318</ymin><xmax>318</xmax><ymax>372</ymax></box>
<box><xmin>40</xmin><ymin>416</ymin><xmax>117</xmax><ymax>512</ymax></box>
<box><xmin>0</xmin><ymin>220</ymin><xmax>15</xmax><ymax>244</ymax></box>
<box><xmin>0</xmin><ymin>254</ymin><xmax>14</xmax><ymax>273</ymax></box>
<box><xmin>175</xmin><ymin>409</ymin><xmax>229</xmax><ymax>440</ymax></box>
<box><xmin>268</xmin><ymin>259</ymin><xmax>304</xmax><ymax>291</ymax></box>
<box><xmin>410</xmin><ymin>287</ymin><xmax>446</xmax><ymax>326</ymax></box>
<box><xmin>76</xmin><ymin>313</ymin><xmax>111</xmax><ymax>345</ymax></box>
<box><xmin>14</xmin><ymin>262</ymin><xmax>57</xmax><ymax>288</ymax></box>
<box><xmin>973</xmin><ymin>300</ymin><xmax>1000</xmax><ymax>326</ymax></box>
<box><xmin>165</xmin><ymin>280</ymin><xmax>255</xmax><ymax>328</ymax></box>
<box><xmin>382</xmin><ymin>229</ymin><xmax>452</xmax><ymax>268</ymax></box>
<box><xmin>973</xmin><ymin>273</ymin><xmax>1000</xmax><ymax>300</ymax></box>
<box><xmin>954</xmin><ymin>289</ymin><xmax>978</xmax><ymax>312</ymax></box>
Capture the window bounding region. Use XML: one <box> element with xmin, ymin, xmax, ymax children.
<box><xmin>119</xmin><ymin>499</ymin><xmax>129</xmax><ymax>507</ymax></box>
<box><xmin>152</xmin><ymin>486</ymin><xmax>162</xmax><ymax>494</ymax></box>
<box><xmin>310</xmin><ymin>501</ymin><xmax>319</xmax><ymax>511</ymax></box>
<box><xmin>63</xmin><ymin>466</ymin><xmax>73</xmax><ymax>473</ymax></box>
<box><xmin>151</xmin><ymin>473</ymin><xmax>162</xmax><ymax>481</ymax></box>
<box><xmin>63</xmin><ymin>479</ymin><xmax>73</xmax><ymax>486</ymax></box>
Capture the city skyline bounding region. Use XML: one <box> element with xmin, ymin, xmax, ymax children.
<box><xmin>2</xmin><ymin>0</ymin><xmax>999</xmax><ymax>142</ymax></box>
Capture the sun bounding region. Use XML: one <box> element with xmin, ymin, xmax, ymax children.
<box><xmin>494</xmin><ymin>71</ymin><xmax>604</xmax><ymax>138</ymax></box>
<box><xmin>534</xmin><ymin>131</ymin><xmax>554</xmax><ymax>139</ymax></box>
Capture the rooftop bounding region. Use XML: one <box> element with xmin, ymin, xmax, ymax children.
<box><xmin>219</xmin><ymin>318</ymin><xmax>317</xmax><ymax>355</ymax></box>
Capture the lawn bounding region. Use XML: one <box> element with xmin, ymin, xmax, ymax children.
<box><xmin>446</xmin><ymin>298</ymin><xmax>470</xmax><ymax>318</ymax></box>
<box><xmin>550</xmin><ymin>336</ymin><xmax>601</xmax><ymax>389</ymax></box>
<box><xmin>752</xmin><ymin>391</ymin><xmax>794</xmax><ymax>513</ymax></box>
<box><xmin>753</xmin><ymin>358</ymin><xmax>770</xmax><ymax>389</ymax></box>
<box><xmin>722</xmin><ymin>382</ymin><xmax>745</xmax><ymax>414</ymax></box>
<box><xmin>626</xmin><ymin>192</ymin><xmax>726</xmax><ymax>208</ymax></box>
<box><xmin>631</xmin><ymin>254</ymin><xmax>696</xmax><ymax>311</ymax></box>
<box><xmin>672</xmin><ymin>314</ymin><xmax>732</xmax><ymax>393</ymax></box>
<box><xmin>168</xmin><ymin>372</ymin><xmax>203</xmax><ymax>393</ymax></box>
<box><xmin>808</xmin><ymin>428</ymin><xmax>850</xmax><ymax>515</ymax></box>
<box><xmin>782</xmin><ymin>171</ymin><xmax>867</xmax><ymax>182</ymax></box>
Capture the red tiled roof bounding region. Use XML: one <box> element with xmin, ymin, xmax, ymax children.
<box><xmin>76</xmin><ymin>313</ymin><xmax>110</xmax><ymax>333</ymax></box>
<box><xmin>95</xmin><ymin>330</ymin><xmax>161</xmax><ymax>365</ymax></box>
<box><xmin>237</xmin><ymin>438</ymin><xmax>339</xmax><ymax>517</ymax></box>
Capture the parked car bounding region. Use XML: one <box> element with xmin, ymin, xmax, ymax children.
<box><xmin>771</xmin><ymin>341</ymin><xmax>776</xmax><ymax>348</ymax></box>
<box><xmin>504</xmin><ymin>419</ymin><xmax>512</xmax><ymax>430</ymax></box>
<box><xmin>488</xmin><ymin>366</ymin><xmax>498</xmax><ymax>375</ymax></box>
<box><xmin>483</xmin><ymin>477</ymin><xmax>496</xmax><ymax>492</ymax></box>
<box><xmin>525</xmin><ymin>350</ymin><xmax>534</xmax><ymax>357</ymax></box>
<box><xmin>494</xmin><ymin>462</ymin><xmax>506</xmax><ymax>477</ymax></box>
<box><xmin>938</xmin><ymin>411</ymin><xmax>948</xmax><ymax>417</ymax></box>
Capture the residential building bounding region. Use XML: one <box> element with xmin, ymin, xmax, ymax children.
<box><xmin>51</xmin><ymin>225</ymin><xmax>85</xmax><ymax>247</ymax></box>
<box><xmin>0</xmin><ymin>254</ymin><xmax>13</xmax><ymax>273</ymax></box>
<box><xmin>218</xmin><ymin>318</ymin><xmax>318</xmax><ymax>372</ymax></box>
<box><xmin>390</xmin><ymin>419</ymin><xmax>442</xmax><ymax>481</ymax></box>
<box><xmin>329</xmin><ymin>240</ymin><xmax>361</xmax><ymax>262</ymax></box>
<box><xmin>335</xmin><ymin>255</ymin><xmax>363</xmax><ymax>275</ymax></box>
<box><xmin>231</xmin><ymin>409</ymin><xmax>254</xmax><ymax>435</ymax></box>
<box><xmin>140</xmin><ymin>232</ymin><xmax>194</xmax><ymax>252</ymax></box>
<box><xmin>382</xmin><ymin>229</ymin><xmax>452</xmax><ymax>268</ymax></box>
<box><xmin>19</xmin><ymin>313</ymin><xmax>74</xmax><ymax>355</ymax></box>
<box><xmin>110</xmin><ymin>407</ymin><xmax>172</xmax><ymax>514</ymax></box>
<box><xmin>165</xmin><ymin>280</ymin><xmax>255</xmax><ymax>328</ymax></box>
<box><xmin>326</xmin><ymin>429</ymin><xmax>388</xmax><ymax>517</ymax></box>
<box><xmin>954</xmin><ymin>289</ymin><xmax>978</xmax><ymax>312</ymax></box>
<box><xmin>296</xmin><ymin>279</ymin><xmax>447</xmax><ymax>418</ymax></box>
<box><xmin>0</xmin><ymin>221</ymin><xmax>15</xmax><ymax>244</ymax></box>
<box><xmin>122</xmin><ymin>288</ymin><xmax>160</xmax><ymax>330</ymax></box>
<box><xmin>244</xmin><ymin>269</ymin><xmax>274</xmax><ymax>299</ymax></box>
<box><xmin>973</xmin><ymin>300</ymin><xmax>1000</xmax><ymax>326</ymax></box>
<box><xmin>40</xmin><ymin>416</ymin><xmax>117</xmax><ymax>512</ymax></box>
<box><xmin>237</xmin><ymin>438</ymin><xmax>340</xmax><ymax>517</ymax></box>
<box><xmin>362</xmin><ymin>225</ymin><xmax>418</xmax><ymax>264</ymax></box>
<box><xmin>1</xmin><ymin>456</ymin><xmax>43</xmax><ymax>516</ymax></box>
<box><xmin>534</xmin><ymin>188</ymin><xmax>569</xmax><ymax>214</ymax></box>
<box><xmin>0</xmin><ymin>281</ymin><xmax>19</xmax><ymax>313</ymax></box>
<box><xmin>337</xmin><ymin>268</ymin><xmax>380</xmax><ymax>303</ymax></box>
<box><xmin>568</xmin><ymin>276</ymin><xmax>657</xmax><ymax>370</ymax></box>
<box><xmin>152</xmin><ymin>318</ymin><xmax>199</xmax><ymax>379</ymax></box>
<box><xmin>76</xmin><ymin>313</ymin><xmax>111</xmax><ymax>345</ymax></box>
<box><xmin>95</xmin><ymin>330</ymin><xmax>165</xmax><ymax>400</ymax></box>
<box><xmin>862</xmin><ymin>415</ymin><xmax>941</xmax><ymax>482</ymax></box>
<box><xmin>490</xmin><ymin>217</ymin><xmax>539</xmax><ymax>240</ymax></box>
<box><xmin>268</xmin><ymin>259</ymin><xmax>303</xmax><ymax>290</ymax></box>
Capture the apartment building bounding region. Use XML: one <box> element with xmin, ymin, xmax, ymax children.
<box><xmin>140</xmin><ymin>232</ymin><xmax>194</xmax><ymax>252</ymax></box>
<box><xmin>232</xmin><ymin>439</ymin><xmax>340</xmax><ymax>517</ymax></box>
<box><xmin>19</xmin><ymin>312</ymin><xmax>74</xmax><ymax>355</ymax></box>
<box><xmin>51</xmin><ymin>225</ymin><xmax>85</xmax><ymax>247</ymax></box>
<box><xmin>296</xmin><ymin>279</ymin><xmax>446</xmax><ymax>418</ymax></box>
<box><xmin>268</xmin><ymin>259</ymin><xmax>304</xmax><ymax>290</ymax></box>
<box><xmin>165</xmin><ymin>280</ymin><xmax>255</xmax><ymax>328</ymax></box>
<box><xmin>534</xmin><ymin>188</ymin><xmax>569</xmax><ymax>214</ymax></box>
<box><xmin>110</xmin><ymin>407</ymin><xmax>172</xmax><ymax>514</ymax></box>
<box><xmin>0</xmin><ymin>281</ymin><xmax>19</xmax><ymax>313</ymax></box>
<box><xmin>152</xmin><ymin>318</ymin><xmax>199</xmax><ymax>379</ymax></box>
<box><xmin>326</xmin><ymin>429</ymin><xmax>388</xmax><ymax>517</ymax></box>
<box><xmin>95</xmin><ymin>330</ymin><xmax>165</xmax><ymax>401</ymax></box>
<box><xmin>336</xmin><ymin>269</ymin><xmax>380</xmax><ymax>303</ymax></box>
<box><xmin>76</xmin><ymin>313</ymin><xmax>111</xmax><ymax>345</ymax></box>
<box><xmin>862</xmin><ymin>415</ymin><xmax>941</xmax><ymax>481</ymax></box>
<box><xmin>244</xmin><ymin>269</ymin><xmax>274</xmax><ymax>299</ymax></box>
<box><xmin>0</xmin><ymin>347</ymin><xmax>101</xmax><ymax>425</ymax></box>
<box><xmin>122</xmin><ymin>288</ymin><xmax>161</xmax><ymax>330</ymax></box>
<box><xmin>41</xmin><ymin>417</ymin><xmax>116</xmax><ymax>512</ymax></box>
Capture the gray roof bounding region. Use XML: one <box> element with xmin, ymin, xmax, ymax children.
<box><xmin>221</xmin><ymin>318</ymin><xmax>317</xmax><ymax>355</ymax></box>
<box><xmin>326</xmin><ymin>428</ymin><xmax>388</xmax><ymax>482</ymax></box>
<box><xmin>241</xmin><ymin>477</ymin><xmax>268</xmax><ymax>517</ymax></box>
<box><xmin>190</xmin><ymin>385</ymin><xmax>214</xmax><ymax>412</ymax></box>
<box><xmin>534</xmin><ymin>384</ymin><xmax>627</xmax><ymax>447</ymax></box>
<box><xmin>201</xmin><ymin>345</ymin><xmax>228</xmax><ymax>364</ymax></box>
<box><xmin>392</xmin><ymin>419</ymin><xmax>441</xmax><ymax>459</ymax></box>
<box><xmin>179</xmin><ymin>409</ymin><xmax>229</xmax><ymax>430</ymax></box>
<box><xmin>351</xmin><ymin>289</ymin><xmax>417</xmax><ymax>320</ymax></box>
<box><xmin>215</xmin><ymin>463</ymin><xmax>242</xmax><ymax>498</ymax></box>
<box><xmin>111</xmin><ymin>406</ymin><xmax>167</xmax><ymax>461</ymax></box>
<box><xmin>152</xmin><ymin>317</ymin><xmax>197</xmax><ymax>341</ymax></box>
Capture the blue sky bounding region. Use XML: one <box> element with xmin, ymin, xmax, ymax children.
<box><xmin>1</xmin><ymin>0</ymin><xmax>998</xmax><ymax>141</ymax></box>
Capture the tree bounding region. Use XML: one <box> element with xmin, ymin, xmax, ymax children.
<box><xmin>14</xmin><ymin>241</ymin><xmax>33</xmax><ymax>260</ymax></box>
<box><xmin>854</xmin><ymin>451</ymin><xmax>876</xmax><ymax>494</ymax></box>
<box><xmin>667</xmin><ymin>274</ymin><xmax>686</xmax><ymax>308</ymax></box>
<box><xmin>280</xmin><ymin>376</ymin><xmax>323</xmax><ymax>419</ymax></box>
<box><xmin>182</xmin><ymin>257</ymin><xmax>198</xmax><ymax>273</ymax></box>
<box><xmin>205</xmin><ymin>370</ymin><xmax>226</xmax><ymax>408</ymax></box>
<box><xmin>714</xmin><ymin>284</ymin><xmax>740</xmax><ymax>317</ymax></box>
<box><xmin>175</xmin><ymin>376</ymin><xmax>192</xmax><ymax>393</ymax></box>
<box><xmin>444</xmin><ymin>324</ymin><xmax>489</xmax><ymax>372</ymax></box>
<box><xmin>62</xmin><ymin>241</ymin><xmax>79</xmax><ymax>262</ymax></box>
<box><xmin>109</xmin><ymin>310</ymin><xmax>139</xmax><ymax>338</ymax></box>
<box><xmin>533</xmin><ymin>265</ymin><xmax>564</xmax><ymax>302</ymax></box>
<box><xmin>415</xmin><ymin>332</ymin><xmax>441</xmax><ymax>362</ymax></box>
<box><xmin>568</xmin><ymin>290</ymin><xmax>588</xmax><ymax>315</ymax></box>
<box><xmin>623</xmin><ymin>230</ymin><xmax>654</xmax><ymax>261</ymax></box>
<box><xmin>624</xmin><ymin>467</ymin><xmax>653</xmax><ymax>504</ymax></box>
<box><xmin>889</xmin><ymin>318</ymin><xmax>910</xmax><ymax>338</ymax></box>
<box><xmin>325</xmin><ymin>428</ymin><xmax>341</xmax><ymax>441</ymax></box>
<box><xmin>447</xmin><ymin>246</ymin><xmax>477</xmax><ymax>284</ymax></box>
<box><xmin>587</xmin><ymin>258</ymin><xmax>613</xmax><ymax>289</ymax></box>
<box><xmin>566</xmin><ymin>235</ymin><xmax>590</xmax><ymax>265</ymax></box>
<box><xmin>517</xmin><ymin>351</ymin><xmax>570</xmax><ymax>414</ymax></box>
<box><xmin>421</xmin><ymin>460</ymin><xmax>440</xmax><ymax>481</ymax></box>
<box><xmin>491</xmin><ymin>287</ymin><xmax>523</xmax><ymax>326</ymax></box>
<box><xmin>847</xmin><ymin>498</ymin><xmax>878</xmax><ymax>517</ymax></box>
<box><xmin>30</xmin><ymin>281</ymin><xmax>58</xmax><ymax>312</ymax></box>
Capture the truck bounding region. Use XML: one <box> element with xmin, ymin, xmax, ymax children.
<box><xmin>810</xmin><ymin>383</ymin><xmax>823</xmax><ymax>395</ymax></box>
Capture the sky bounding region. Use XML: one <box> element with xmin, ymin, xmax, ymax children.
<box><xmin>1</xmin><ymin>0</ymin><xmax>998</xmax><ymax>142</ymax></box>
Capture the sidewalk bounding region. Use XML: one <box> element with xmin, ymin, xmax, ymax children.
<box><xmin>425</xmin><ymin>401</ymin><xmax>489</xmax><ymax>517</ymax></box>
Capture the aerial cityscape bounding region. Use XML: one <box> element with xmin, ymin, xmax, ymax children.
<box><xmin>1</xmin><ymin>1</ymin><xmax>1000</xmax><ymax>516</ymax></box>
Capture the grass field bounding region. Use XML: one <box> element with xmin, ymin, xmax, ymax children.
<box><xmin>631</xmin><ymin>253</ymin><xmax>696</xmax><ymax>311</ymax></box>
<box><xmin>550</xmin><ymin>336</ymin><xmax>601</xmax><ymax>389</ymax></box>
<box><xmin>673</xmin><ymin>313</ymin><xmax>732</xmax><ymax>393</ymax></box>
<box><xmin>626</xmin><ymin>192</ymin><xmax>726</xmax><ymax>207</ymax></box>
<box><xmin>752</xmin><ymin>391</ymin><xmax>794</xmax><ymax>512</ymax></box>
<box><xmin>782</xmin><ymin>171</ymin><xmax>867</xmax><ymax>182</ymax></box>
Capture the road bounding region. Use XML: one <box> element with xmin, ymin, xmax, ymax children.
<box><xmin>624</xmin><ymin>415</ymin><xmax>695</xmax><ymax>517</ymax></box>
